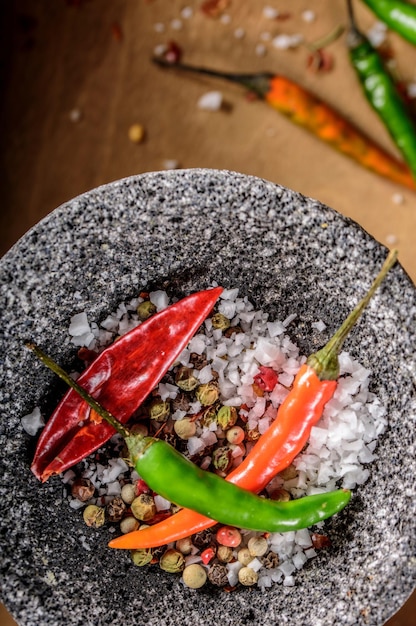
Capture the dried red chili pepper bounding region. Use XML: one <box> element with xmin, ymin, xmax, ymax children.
<box><xmin>109</xmin><ymin>249</ymin><xmax>397</xmax><ymax>549</ymax></box>
<box><xmin>153</xmin><ymin>58</ymin><xmax>416</xmax><ymax>190</ymax></box>
<box><xmin>31</xmin><ymin>287</ymin><xmax>222</xmax><ymax>482</ymax></box>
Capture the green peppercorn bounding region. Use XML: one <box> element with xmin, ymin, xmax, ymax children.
<box><xmin>196</xmin><ymin>383</ymin><xmax>219</xmax><ymax>406</ymax></box>
<box><xmin>159</xmin><ymin>548</ymin><xmax>185</xmax><ymax>574</ymax></box>
<box><xmin>182</xmin><ymin>563</ymin><xmax>207</xmax><ymax>588</ymax></box>
<box><xmin>136</xmin><ymin>300</ymin><xmax>157</xmax><ymax>321</ymax></box>
<box><xmin>131</xmin><ymin>494</ymin><xmax>156</xmax><ymax>521</ymax></box>
<box><xmin>82</xmin><ymin>504</ymin><xmax>105</xmax><ymax>528</ymax></box>
<box><xmin>247</xmin><ymin>536</ymin><xmax>269</xmax><ymax>557</ymax></box>
<box><xmin>216</xmin><ymin>405</ymin><xmax>237</xmax><ymax>430</ymax></box>
<box><xmin>238</xmin><ymin>566</ymin><xmax>259</xmax><ymax>586</ymax></box>
<box><xmin>200</xmin><ymin>404</ymin><xmax>219</xmax><ymax>428</ymax></box>
<box><xmin>175</xmin><ymin>366</ymin><xmax>199</xmax><ymax>391</ymax></box>
<box><xmin>149</xmin><ymin>399</ymin><xmax>170</xmax><ymax>422</ymax></box>
<box><xmin>212</xmin><ymin>446</ymin><xmax>233</xmax><ymax>473</ymax></box>
<box><xmin>120</xmin><ymin>516</ymin><xmax>140</xmax><ymax>534</ymax></box>
<box><xmin>174</xmin><ymin>418</ymin><xmax>197</xmax><ymax>440</ymax></box>
<box><xmin>211</xmin><ymin>312</ymin><xmax>231</xmax><ymax>331</ymax></box>
<box><xmin>131</xmin><ymin>548</ymin><xmax>153</xmax><ymax>566</ymax></box>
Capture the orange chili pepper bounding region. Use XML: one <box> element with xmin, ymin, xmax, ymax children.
<box><xmin>109</xmin><ymin>249</ymin><xmax>397</xmax><ymax>550</ymax></box>
<box><xmin>153</xmin><ymin>58</ymin><xmax>416</xmax><ymax>190</ymax></box>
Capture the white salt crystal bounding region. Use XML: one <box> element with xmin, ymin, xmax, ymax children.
<box><xmin>69</xmin><ymin>312</ymin><xmax>91</xmax><ymax>337</ymax></box>
<box><xmin>154</xmin><ymin>495</ymin><xmax>171</xmax><ymax>511</ymax></box>
<box><xmin>21</xmin><ymin>406</ymin><xmax>44</xmax><ymax>436</ymax></box>
<box><xmin>188</xmin><ymin>335</ymin><xmax>206</xmax><ymax>354</ymax></box>
<box><xmin>198</xmin><ymin>365</ymin><xmax>214</xmax><ymax>383</ymax></box>
<box><xmin>187</xmin><ymin>437</ymin><xmax>205</xmax><ymax>456</ymax></box>
<box><xmin>197</xmin><ymin>91</ymin><xmax>223</xmax><ymax>111</ymax></box>
<box><xmin>149</xmin><ymin>290</ymin><xmax>169</xmax><ymax>311</ymax></box>
<box><xmin>302</xmin><ymin>10</ymin><xmax>316</xmax><ymax>22</ymax></box>
<box><xmin>263</xmin><ymin>6</ymin><xmax>279</xmax><ymax>19</ymax></box>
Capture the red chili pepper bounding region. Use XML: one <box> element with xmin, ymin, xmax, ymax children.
<box><xmin>153</xmin><ymin>58</ymin><xmax>416</xmax><ymax>190</ymax></box>
<box><xmin>31</xmin><ymin>287</ymin><xmax>223</xmax><ymax>482</ymax></box>
<box><xmin>109</xmin><ymin>250</ymin><xmax>397</xmax><ymax>550</ymax></box>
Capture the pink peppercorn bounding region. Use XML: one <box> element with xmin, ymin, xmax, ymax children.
<box><xmin>135</xmin><ymin>479</ymin><xmax>151</xmax><ymax>495</ymax></box>
<box><xmin>216</xmin><ymin>526</ymin><xmax>242</xmax><ymax>548</ymax></box>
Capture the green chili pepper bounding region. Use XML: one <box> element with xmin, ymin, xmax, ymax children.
<box><xmin>347</xmin><ymin>0</ymin><xmax>416</xmax><ymax>179</ymax></box>
<box><xmin>26</xmin><ymin>343</ymin><xmax>351</xmax><ymax>534</ymax></box>
<box><xmin>361</xmin><ymin>0</ymin><xmax>416</xmax><ymax>45</ymax></box>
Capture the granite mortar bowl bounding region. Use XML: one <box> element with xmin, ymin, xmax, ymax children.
<box><xmin>0</xmin><ymin>170</ymin><xmax>415</xmax><ymax>626</ymax></box>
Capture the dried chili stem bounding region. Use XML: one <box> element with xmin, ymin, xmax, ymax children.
<box><xmin>25</xmin><ymin>343</ymin><xmax>132</xmax><ymax>440</ymax></box>
<box><xmin>307</xmin><ymin>248</ymin><xmax>398</xmax><ymax>380</ymax></box>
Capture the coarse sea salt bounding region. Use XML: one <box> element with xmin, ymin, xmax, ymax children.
<box><xmin>31</xmin><ymin>285</ymin><xmax>388</xmax><ymax>591</ymax></box>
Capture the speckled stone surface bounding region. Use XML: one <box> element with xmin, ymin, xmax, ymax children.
<box><xmin>0</xmin><ymin>169</ymin><xmax>415</xmax><ymax>626</ymax></box>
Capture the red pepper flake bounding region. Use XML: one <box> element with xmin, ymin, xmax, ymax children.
<box><xmin>163</xmin><ymin>40</ymin><xmax>183</xmax><ymax>65</ymax></box>
<box><xmin>77</xmin><ymin>347</ymin><xmax>99</xmax><ymax>364</ymax></box>
<box><xmin>253</xmin><ymin>366</ymin><xmax>279</xmax><ymax>392</ymax></box>
<box><xmin>307</xmin><ymin>48</ymin><xmax>334</xmax><ymax>74</ymax></box>
<box><xmin>201</xmin><ymin>547</ymin><xmax>216</xmax><ymax>564</ymax></box>
<box><xmin>111</xmin><ymin>22</ymin><xmax>123</xmax><ymax>42</ymax></box>
<box><xmin>135</xmin><ymin>479</ymin><xmax>151</xmax><ymax>495</ymax></box>
<box><xmin>200</xmin><ymin>0</ymin><xmax>231</xmax><ymax>19</ymax></box>
<box><xmin>311</xmin><ymin>533</ymin><xmax>332</xmax><ymax>549</ymax></box>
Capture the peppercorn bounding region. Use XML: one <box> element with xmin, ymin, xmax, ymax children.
<box><xmin>261</xmin><ymin>550</ymin><xmax>279</xmax><ymax>569</ymax></box>
<box><xmin>175</xmin><ymin>366</ymin><xmax>199</xmax><ymax>391</ymax></box>
<box><xmin>216</xmin><ymin>545</ymin><xmax>233</xmax><ymax>563</ymax></box>
<box><xmin>237</xmin><ymin>547</ymin><xmax>253</xmax><ymax>566</ymax></box>
<box><xmin>216</xmin><ymin>526</ymin><xmax>242</xmax><ymax>548</ymax></box>
<box><xmin>212</xmin><ymin>446</ymin><xmax>233</xmax><ymax>473</ymax></box>
<box><xmin>226</xmin><ymin>425</ymin><xmax>245</xmax><ymax>444</ymax></box>
<box><xmin>216</xmin><ymin>405</ymin><xmax>237</xmax><ymax>430</ymax></box>
<box><xmin>136</xmin><ymin>299</ymin><xmax>156</xmax><ymax>320</ymax></box>
<box><xmin>270</xmin><ymin>488</ymin><xmax>291</xmax><ymax>502</ymax></box>
<box><xmin>120</xmin><ymin>483</ymin><xmax>136</xmax><ymax>505</ymax></box>
<box><xmin>159</xmin><ymin>548</ymin><xmax>185</xmax><ymax>573</ymax></box>
<box><xmin>196</xmin><ymin>382</ymin><xmax>219</xmax><ymax>406</ymax></box>
<box><xmin>128</xmin><ymin>123</ymin><xmax>145</xmax><ymax>144</ymax></box>
<box><xmin>174</xmin><ymin>418</ymin><xmax>197</xmax><ymax>440</ymax></box>
<box><xmin>182</xmin><ymin>563</ymin><xmax>207</xmax><ymax>589</ymax></box>
<box><xmin>224</xmin><ymin>325</ymin><xmax>242</xmax><ymax>338</ymax></box>
<box><xmin>247</xmin><ymin>536</ymin><xmax>269</xmax><ymax>557</ymax></box>
<box><xmin>176</xmin><ymin>536</ymin><xmax>193</xmax><ymax>555</ymax></box>
<box><xmin>208</xmin><ymin>563</ymin><xmax>229</xmax><ymax>587</ymax></box>
<box><xmin>83</xmin><ymin>504</ymin><xmax>105</xmax><ymax>528</ymax></box>
<box><xmin>311</xmin><ymin>533</ymin><xmax>332</xmax><ymax>549</ymax></box>
<box><xmin>238</xmin><ymin>566</ymin><xmax>259</xmax><ymax>586</ymax></box>
<box><xmin>211</xmin><ymin>312</ymin><xmax>231</xmax><ymax>331</ymax></box>
<box><xmin>280</xmin><ymin>464</ymin><xmax>298</xmax><ymax>480</ymax></box>
<box><xmin>106</xmin><ymin>496</ymin><xmax>126</xmax><ymax>522</ymax></box>
<box><xmin>245</xmin><ymin>425</ymin><xmax>261</xmax><ymax>442</ymax></box>
<box><xmin>129</xmin><ymin>422</ymin><xmax>148</xmax><ymax>437</ymax></box>
<box><xmin>120</xmin><ymin>516</ymin><xmax>140</xmax><ymax>534</ymax></box>
<box><xmin>193</xmin><ymin>529</ymin><xmax>215</xmax><ymax>550</ymax></box>
<box><xmin>131</xmin><ymin>494</ymin><xmax>157</xmax><ymax>521</ymax></box>
<box><xmin>200</xmin><ymin>404</ymin><xmax>219</xmax><ymax>428</ymax></box>
<box><xmin>189</xmin><ymin>352</ymin><xmax>208</xmax><ymax>370</ymax></box>
<box><xmin>172</xmin><ymin>392</ymin><xmax>191</xmax><ymax>412</ymax></box>
<box><xmin>149</xmin><ymin>399</ymin><xmax>170</xmax><ymax>422</ymax></box>
<box><xmin>131</xmin><ymin>548</ymin><xmax>153</xmax><ymax>566</ymax></box>
<box><xmin>71</xmin><ymin>477</ymin><xmax>95</xmax><ymax>502</ymax></box>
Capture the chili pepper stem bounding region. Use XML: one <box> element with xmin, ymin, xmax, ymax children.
<box><xmin>25</xmin><ymin>343</ymin><xmax>132</xmax><ymax>441</ymax></box>
<box><xmin>307</xmin><ymin>249</ymin><xmax>398</xmax><ymax>380</ymax></box>
<box><xmin>152</xmin><ymin>57</ymin><xmax>272</xmax><ymax>97</ymax></box>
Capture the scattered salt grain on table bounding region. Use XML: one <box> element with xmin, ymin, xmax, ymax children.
<box><xmin>197</xmin><ymin>91</ymin><xmax>223</xmax><ymax>111</ymax></box>
<box><xmin>21</xmin><ymin>407</ymin><xmax>44</xmax><ymax>436</ymax></box>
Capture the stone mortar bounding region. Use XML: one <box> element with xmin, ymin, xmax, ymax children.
<box><xmin>0</xmin><ymin>170</ymin><xmax>415</xmax><ymax>626</ymax></box>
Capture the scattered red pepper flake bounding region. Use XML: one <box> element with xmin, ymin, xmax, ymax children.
<box><xmin>201</xmin><ymin>546</ymin><xmax>216</xmax><ymax>564</ymax></box>
<box><xmin>111</xmin><ymin>22</ymin><xmax>123</xmax><ymax>42</ymax></box>
<box><xmin>200</xmin><ymin>0</ymin><xmax>231</xmax><ymax>19</ymax></box>
<box><xmin>311</xmin><ymin>532</ymin><xmax>332</xmax><ymax>549</ymax></box>
<box><xmin>253</xmin><ymin>366</ymin><xmax>279</xmax><ymax>392</ymax></box>
<box><xmin>306</xmin><ymin>48</ymin><xmax>334</xmax><ymax>74</ymax></box>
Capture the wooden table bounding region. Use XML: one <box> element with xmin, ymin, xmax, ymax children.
<box><xmin>1</xmin><ymin>1</ymin><xmax>414</xmax><ymax>624</ymax></box>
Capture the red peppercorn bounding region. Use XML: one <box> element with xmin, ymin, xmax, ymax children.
<box><xmin>216</xmin><ymin>526</ymin><xmax>242</xmax><ymax>548</ymax></box>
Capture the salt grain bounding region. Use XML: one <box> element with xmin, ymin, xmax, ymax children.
<box><xmin>21</xmin><ymin>407</ymin><xmax>44</xmax><ymax>436</ymax></box>
<box><xmin>197</xmin><ymin>91</ymin><xmax>223</xmax><ymax>111</ymax></box>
